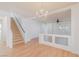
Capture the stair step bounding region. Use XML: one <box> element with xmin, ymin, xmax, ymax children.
<box><xmin>14</xmin><ymin>42</ymin><xmax>25</xmax><ymax>48</ymax></box>
<box><xmin>14</xmin><ymin>31</ymin><xmax>20</xmax><ymax>34</ymax></box>
<box><xmin>14</xmin><ymin>40</ymin><xmax>24</xmax><ymax>45</ymax></box>
<box><xmin>13</xmin><ymin>39</ymin><xmax>23</xmax><ymax>42</ymax></box>
<box><xmin>11</xmin><ymin>19</ymin><xmax>25</xmax><ymax>48</ymax></box>
<box><xmin>13</xmin><ymin>34</ymin><xmax>22</xmax><ymax>37</ymax></box>
<box><xmin>14</xmin><ymin>37</ymin><xmax>23</xmax><ymax>39</ymax></box>
<box><xmin>15</xmin><ymin>34</ymin><xmax>21</xmax><ymax>35</ymax></box>
<box><xmin>13</xmin><ymin>32</ymin><xmax>20</xmax><ymax>34</ymax></box>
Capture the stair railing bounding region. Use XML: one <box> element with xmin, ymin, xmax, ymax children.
<box><xmin>14</xmin><ymin>16</ymin><xmax>25</xmax><ymax>33</ymax></box>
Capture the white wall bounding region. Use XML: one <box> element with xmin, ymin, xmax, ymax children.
<box><xmin>22</xmin><ymin>18</ymin><xmax>41</xmax><ymax>42</ymax></box>
<box><xmin>3</xmin><ymin>16</ymin><xmax>13</xmax><ymax>48</ymax></box>
<box><xmin>40</xmin><ymin>23</ymin><xmax>53</xmax><ymax>34</ymax></box>
<box><xmin>0</xmin><ymin>11</ymin><xmax>11</xmax><ymax>17</ymax></box>
<box><xmin>0</xmin><ymin>20</ymin><xmax>2</xmax><ymax>41</ymax></box>
<box><xmin>71</xmin><ymin>7</ymin><xmax>79</xmax><ymax>55</ymax></box>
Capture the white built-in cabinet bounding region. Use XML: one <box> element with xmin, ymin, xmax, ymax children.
<box><xmin>39</xmin><ymin>7</ymin><xmax>79</xmax><ymax>55</ymax></box>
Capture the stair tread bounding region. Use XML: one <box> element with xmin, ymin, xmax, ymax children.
<box><xmin>13</xmin><ymin>39</ymin><xmax>23</xmax><ymax>42</ymax></box>
<box><xmin>14</xmin><ymin>40</ymin><xmax>24</xmax><ymax>45</ymax></box>
<box><xmin>13</xmin><ymin>38</ymin><xmax>23</xmax><ymax>39</ymax></box>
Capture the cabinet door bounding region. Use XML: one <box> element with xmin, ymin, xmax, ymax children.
<box><xmin>44</xmin><ymin>35</ymin><xmax>52</xmax><ymax>43</ymax></box>
<box><xmin>55</xmin><ymin>36</ymin><xmax>68</xmax><ymax>46</ymax></box>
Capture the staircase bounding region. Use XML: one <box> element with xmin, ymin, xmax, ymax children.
<box><xmin>11</xmin><ymin>18</ymin><xmax>25</xmax><ymax>48</ymax></box>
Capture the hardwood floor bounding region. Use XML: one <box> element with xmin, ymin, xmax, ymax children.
<box><xmin>0</xmin><ymin>39</ymin><xmax>78</xmax><ymax>57</ymax></box>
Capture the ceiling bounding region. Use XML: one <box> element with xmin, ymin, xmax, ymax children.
<box><xmin>0</xmin><ymin>2</ymin><xmax>78</xmax><ymax>18</ymax></box>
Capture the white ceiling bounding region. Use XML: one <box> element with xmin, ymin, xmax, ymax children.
<box><xmin>0</xmin><ymin>2</ymin><xmax>78</xmax><ymax>18</ymax></box>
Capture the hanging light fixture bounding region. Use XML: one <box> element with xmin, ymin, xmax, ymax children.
<box><xmin>36</xmin><ymin>9</ymin><xmax>48</xmax><ymax>17</ymax></box>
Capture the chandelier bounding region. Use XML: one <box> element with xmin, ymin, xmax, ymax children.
<box><xmin>36</xmin><ymin>9</ymin><xmax>48</xmax><ymax>17</ymax></box>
